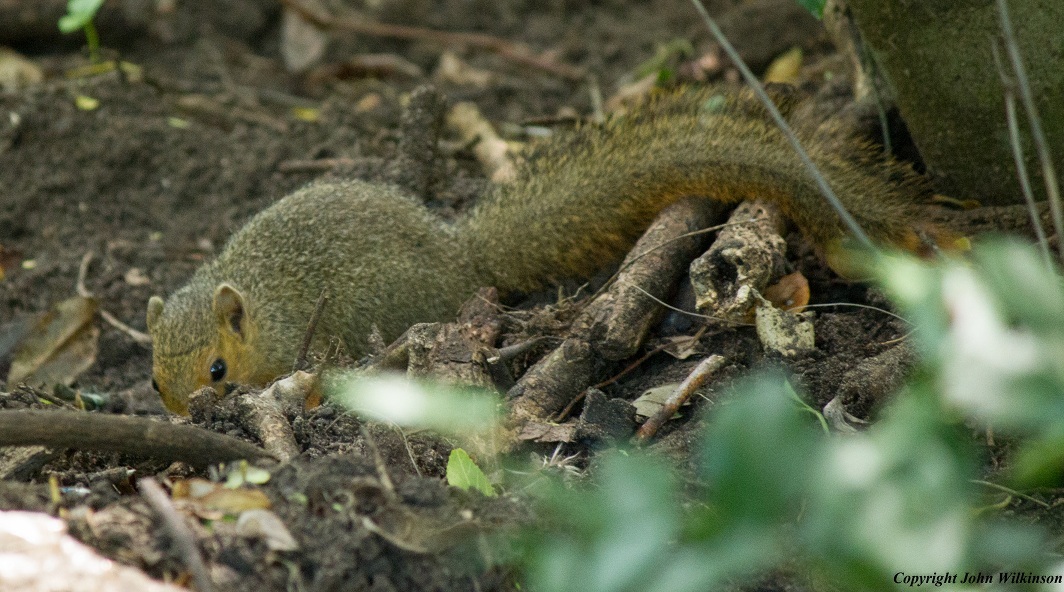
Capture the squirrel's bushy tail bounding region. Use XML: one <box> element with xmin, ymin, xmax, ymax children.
<box><xmin>458</xmin><ymin>87</ymin><xmax>936</xmax><ymax>293</ymax></box>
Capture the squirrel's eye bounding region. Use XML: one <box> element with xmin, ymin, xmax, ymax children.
<box><xmin>151</xmin><ymin>378</ymin><xmax>159</xmax><ymax>392</ymax></box>
<box><xmin>209</xmin><ymin>358</ymin><xmax>227</xmax><ymax>382</ymax></box>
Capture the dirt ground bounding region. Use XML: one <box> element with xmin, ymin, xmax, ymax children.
<box><xmin>0</xmin><ymin>0</ymin><xmax>986</xmax><ymax>590</ymax></box>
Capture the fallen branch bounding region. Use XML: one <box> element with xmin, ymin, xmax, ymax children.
<box><xmin>690</xmin><ymin>200</ymin><xmax>787</xmax><ymax>323</ymax></box>
<box><xmin>0</xmin><ymin>410</ymin><xmax>272</xmax><ymax>467</ymax></box>
<box><xmin>280</xmin><ymin>0</ymin><xmax>584</xmax><ymax>80</ymax></box>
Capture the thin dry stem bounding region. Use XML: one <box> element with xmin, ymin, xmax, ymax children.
<box><xmin>138</xmin><ymin>478</ymin><xmax>215</xmax><ymax>592</ymax></box>
<box><xmin>688</xmin><ymin>0</ymin><xmax>872</xmax><ymax>248</ymax></box>
<box><xmin>634</xmin><ymin>354</ymin><xmax>726</xmax><ymax>442</ymax></box>
<box><xmin>997</xmin><ymin>0</ymin><xmax>1063</xmax><ymax>264</ymax></box>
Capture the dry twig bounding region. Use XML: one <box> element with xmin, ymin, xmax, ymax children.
<box><xmin>447</xmin><ymin>102</ymin><xmax>516</xmax><ymax>183</ymax></box>
<box><xmin>235</xmin><ymin>371</ymin><xmax>317</xmax><ymax>463</ymax></box>
<box><xmin>294</xmin><ymin>289</ymin><xmax>328</xmax><ymax>372</ymax></box>
<box><xmin>77</xmin><ymin>252</ymin><xmax>152</xmax><ymax>346</ymax></box>
<box><xmin>996</xmin><ymin>0</ymin><xmax>1063</xmax><ymax>265</ymax></box>
<box><xmin>634</xmin><ymin>355</ymin><xmax>726</xmax><ymax>442</ymax></box>
<box><xmin>277</xmin><ymin>157</ymin><xmax>360</xmax><ymax>173</ymax></box>
<box><xmin>139</xmin><ymin>478</ymin><xmax>214</xmax><ymax>592</ymax></box>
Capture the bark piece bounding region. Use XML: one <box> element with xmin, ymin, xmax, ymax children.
<box><xmin>234</xmin><ymin>372</ymin><xmax>319</xmax><ymax>463</ymax></box>
<box><xmin>509</xmin><ymin>198</ymin><xmax>725</xmax><ymax>423</ymax></box>
<box><xmin>690</xmin><ymin>200</ymin><xmax>788</xmax><ymax>323</ymax></box>
<box><xmin>577</xmin><ymin>390</ymin><xmax>636</xmax><ymax>444</ymax></box>
<box><xmin>401</xmin><ymin>287</ymin><xmax>503</xmax><ymax>390</ymax></box>
<box><xmin>754</xmin><ymin>300</ymin><xmax>815</xmax><ymax>358</ymax></box>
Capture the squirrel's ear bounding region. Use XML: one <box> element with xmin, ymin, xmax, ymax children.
<box><xmin>146</xmin><ymin>296</ymin><xmax>164</xmax><ymax>332</ymax></box>
<box><xmin>213</xmin><ymin>283</ymin><xmax>247</xmax><ymax>338</ymax></box>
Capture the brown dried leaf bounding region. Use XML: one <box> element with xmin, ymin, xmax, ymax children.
<box><xmin>763</xmin><ymin>271</ymin><xmax>810</xmax><ymax>312</ymax></box>
<box><xmin>171</xmin><ymin>477</ymin><xmax>271</xmax><ymax>515</ymax></box>
<box><xmin>7</xmin><ymin>297</ymin><xmax>99</xmax><ymax>388</ymax></box>
<box><xmin>236</xmin><ymin>509</ymin><xmax>299</xmax><ymax>551</ymax></box>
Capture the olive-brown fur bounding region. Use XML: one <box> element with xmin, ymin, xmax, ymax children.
<box><xmin>148</xmin><ymin>87</ymin><xmax>942</xmax><ymax>413</ymax></box>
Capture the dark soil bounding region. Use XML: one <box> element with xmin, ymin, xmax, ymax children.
<box><xmin>0</xmin><ymin>0</ymin><xmax>966</xmax><ymax>590</ymax></box>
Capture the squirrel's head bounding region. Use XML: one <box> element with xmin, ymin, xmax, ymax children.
<box><xmin>146</xmin><ymin>283</ymin><xmax>272</xmax><ymax>414</ymax></box>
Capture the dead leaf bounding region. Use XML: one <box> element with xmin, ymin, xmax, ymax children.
<box><xmin>658</xmin><ymin>335</ymin><xmax>702</xmax><ymax>360</ymax></box>
<box><xmin>356</xmin><ymin>93</ymin><xmax>382</xmax><ymax>112</ymax></box>
<box><xmin>236</xmin><ymin>509</ymin><xmax>299</xmax><ymax>551</ymax></box>
<box><xmin>171</xmin><ymin>477</ymin><xmax>271</xmax><ymax>515</ymax></box>
<box><xmin>75</xmin><ymin>95</ymin><xmax>99</xmax><ymax>111</ymax></box>
<box><xmin>361</xmin><ymin>505</ymin><xmax>480</xmax><ymax>555</ymax></box>
<box><xmin>632</xmin><ymin>383</ymin><xmax>683</xmax><ymax>419</ymax></box>
<box><xmin>8</xmin><ymin>297</ymin><xmax>99</xmax><ymax>388</ymax></box>
<box><xmin>281</xmin><ymin>7</ymin><xmax>328</xmax><ymax>72</ymax></box>
<box><xmin>763</xmin><ymin>271</ymin><xmax>810</xmax><ymax>312</ymax></box>
<box><xmin>0</xmin><ymin>48</ymin><xmax>43</xmax><ymax>92</ymax></box>
<box><xmin>763</xmin><ymin>46</ymin><xmax>803</xmax><ymax>84</ymax></box>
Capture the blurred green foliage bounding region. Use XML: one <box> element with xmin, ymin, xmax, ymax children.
<box><xmin>333</xmin><ymin>239</ymin><xmax>1064</xmax><ymax>590</ymax></box>
<box><xmin>447</xmin><ymin>448</ymin><xmax>496</xmax><ymax>497</ymax></box>
<box><xmin>58</xmin><ymin>0</ymin><xmax>104</xmax><ymax>62</ymax></box>
<box><xmin>522</xmin><ymin>239</ymin><xmax>1064</xmax><ymax>591</ymax></box>
<box><xmin>795</xmin><ymin>0</ymin><xmax>825</xmax><ymax>19</ymax></box>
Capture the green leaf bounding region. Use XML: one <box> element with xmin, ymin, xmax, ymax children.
<box><xmin>447</xmin><ymin>448</ymin><xmax>495</xmax><ymax>496</ymax></box>
<box><xmin>795</xmin><ymin>0</ymin><xmax>825</xmax><ymax>19</ymax></box>
<box><xmin>333</xmin><ymin>374</ymin><xmax>501</xmax><ymax>436</ymax></box>
<box><xmin>1011</xmin><ymin>431</ymin><xmax>1064</xmax><ymax>487</ymax></box>
<box><xmin>58</xmin><ymin>0</ymin><xmax>104</xmax><ymax>33</ymax></box>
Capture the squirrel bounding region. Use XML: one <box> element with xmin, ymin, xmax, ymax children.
<box><xmin>146</xmin><ymin>85</ymin><xmax>956</xmax><ymax>414</ymax></box>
